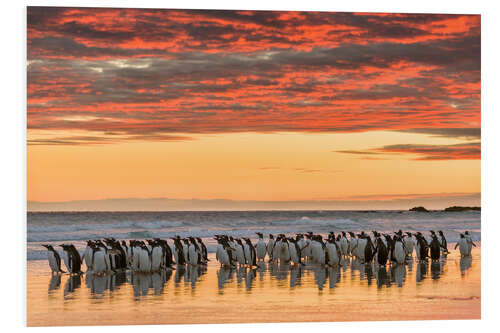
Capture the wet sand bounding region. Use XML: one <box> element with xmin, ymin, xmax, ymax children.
<box><xmin>27</xmin><ymin>245</ymin><xmax>480</xmax><ymax>326</ymax></box>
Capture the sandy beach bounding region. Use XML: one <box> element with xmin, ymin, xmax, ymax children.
<box><xmin>27</xmin><ymin>244</ymin><xmax>480</xmax><ymax>326</ymax></box>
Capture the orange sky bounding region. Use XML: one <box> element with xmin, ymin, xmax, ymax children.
<box><xmin>26</xmin><ymin>8</ymin><xmax>480</xmax><ymax>210</ymax></box>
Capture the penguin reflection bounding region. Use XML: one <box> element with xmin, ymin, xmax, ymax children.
<box><xmin>328</xmin><ymin>266</ymin><xmax>341</xmax><ymax>289</ymax></box>
<box><xmin>132</xmin><ymin>272</ymin><xmax>152</xmax><ymax>297</ymax></box>
<box><xmin>48</xmin><ymin>274</ymin><xmax>61</xmax><ymax>292</ymax></box>
<box><xmin>64</xmin><ymin>274</ymin><xmax>81</xmax><ymax>296</ymax></box>
<box><xmin>187</xmin><ymin>265</ymin><xmax>206</xmax><ymax>288</ymax></box>
<box><xmin>174</xmin><ymin>265</ymin><xmax>186</xmax><ymax>285</ymax></box>
<box><xmin>313</xmin><ymin>266</ymin><xmax>327</xmax><ymax>291</ymax></box>
<box><xmin>290</xmin><ymin>264</ymin><xmax>304</xmax><ymax>288</ymax></box>
<box><xmin>416</xmin><ymin>260</ymin><xmax>428</xmax><ymax>282</ymax></box>
<box><xmin>87</xmin><ymin>273</ymin><xmax>110</xmax><ymax>295</ymax></box>
<box><xmin>390</xmin><ymin>264</ymin><xmax>406</xmax><ymax>287</ymax></box>
<box><xmin>365</xmin><ymin>263</ymin><xmax>374</xmax><ymax>285</ymax></box>
<box><xmin>245</xmin><ymin>268</ymin><xmax>256</xmax><ymax>291</ymax></box>
<box><xmin>459</xmin><ymin>256</ymin><xmax>472</xmax><ymax>275</ymax></box>
<box><xmin>375</xmin><ymin>265</ymin><xmax>391</xmax><ymax>288</ymax></box>
<box><xmin>430</xmin><ymin>261</ymin><xmax>442</xmax><ymax>280</ymax></box>
<box><xmin>217</xmin><ymin>266</ymin><xmax>233</xmax><ymax>291</ymax></box>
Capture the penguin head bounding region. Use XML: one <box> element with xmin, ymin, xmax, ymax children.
<box><xmin>460</xmin><ymin>233</ymin><xmax>465</xmax><ymax>238</ymax></box>
<box><xmin>438</xmin><ymin>230</ymin><xmax>444</xmax><ymax>235</ymax></box>
<box><xmin>465</xmin><ymin>231</ymin><xmax>470</xmax><ymax>235</ymax></box>
<box><xmin>269</xmin><ymin>234</ymin><xmax>274</xmax><ymax>239</ymax></box>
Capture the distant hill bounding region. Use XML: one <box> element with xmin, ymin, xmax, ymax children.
<box><xmin>409</xmin><ymin>206</ymin><xmax>429</xmax><ymax>212</ymax></box>
<box><xmin>444</xmin><ymin>206</ymin><xmax>481</xmax><ymax>212</ymax></box>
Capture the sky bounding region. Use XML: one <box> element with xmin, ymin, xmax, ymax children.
<box><xmin>26</xmin><ymin>7</ymin><xmax>480</xmax><ymax>211</ymax></box>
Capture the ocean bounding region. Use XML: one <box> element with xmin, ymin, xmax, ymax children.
<box><xmin>27</xmin><ymin>210</ymin><xmax>481</xmax><ymax>261</ymax></box>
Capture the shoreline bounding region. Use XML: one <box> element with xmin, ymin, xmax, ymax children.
<box><xmin>27</xmin><ymin>246</ymin><xmax>481</xmax><ymax>326</ymax></box>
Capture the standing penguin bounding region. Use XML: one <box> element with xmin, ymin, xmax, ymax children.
<box><xmin>393</xmin><ymin>237</ymin><xmax>406</xmax><ymax>265</ymax></box>
<box><xmin>235</xmin><ymin>238</ymin><xmax>247</xmax><ymax>266</ymax></box>
<box><xmin>404</xmin><ymin>232</ymin><xmax>415</xmax><ymax>258</ymax></box>
<box><xmin>196</xmin><ymin>237</ymin><xmax>209</xmax><ymax>263</ymax></box>
<box><xmin>340</xmin><ymin>232</ymin><xmax>349</xmax><ymax>258</ymax></box>
<box><xmin>255</xmin><ymin>232</ymin><xmax>267</xmax><ymax>262</ymax></box>
<box><xmin>364</xmin><ymin>236</ymin><xmax>376</xmax><ymax>264</ymax></box>
<box><xmin>438</xmin><ymin>231</ymin><xmax>449</xmax><ymax>254</ymax></box>
<box><xmin>326</xmin><ymin>238</ymin><xmax>341</xmax><ymax>267</ymax></box>
<box><xmin>60</xmin><ymin>244</ymin><xmax>83</xmax><ymax>275</ymax></box>
<box><xmin>42</xmin><ymin>244</ymin><xmax>65</xmax><ymax>274</ymax></box>
<box><xmin>375</xmin><ymin>237</ymin><xmax>388</xmax><ymax>266</ymax></box>
<box><xmin>82</xmin><ymin>240</ymin><xmax>94</xmax><ymax>271</ymax></box>
<box><xmin>245</xmin><ymin>238</ymin><xmax>257</xmax><ymax>267</ymax></box>
<box><xmin>455</xmin><ymin>234</ymin><xmax>470</xmax><ymax>257</ymax></box>
<box><xmin>266</xmin><ymin>234</ymin><xmax>275</xmax><ymax>262</ymax></box>
<box><xmin>429</xmin><ymin>234</ymin><xmax>441</xmax><ymax>261</ymax></box>
<box><xmin>464</xmin><ymin>231</ymin><xmax>476</xmax><ymax>255</ymax></box>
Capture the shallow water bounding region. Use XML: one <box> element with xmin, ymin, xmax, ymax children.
<box><xmin>27</xmin><ymin>245</ymin><xmax>480</xmax><ymax>326</ymax></box>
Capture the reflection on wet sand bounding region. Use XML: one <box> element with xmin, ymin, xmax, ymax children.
<box><xmin>50</xmin><ymin>254</ymin><xmax>475</xmax><ymax>299</ymax></box>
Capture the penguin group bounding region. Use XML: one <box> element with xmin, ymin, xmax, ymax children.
<box><xmin>213</xmin><ymin>229</ymin><xmax>469</xmax><ymax>268</ymax></box>
<box><xmin>42</xmin><ymin>230</ymin><xmax>475</xmax><ymax>275</ymax></box>
<box><xmin>42</xmin><ymin>236</ymin><xmax>209</xmax><ymax>276</ymax></box>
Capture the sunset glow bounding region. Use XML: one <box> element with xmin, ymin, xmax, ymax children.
<box><xmin>27</xmin><ymin>7</ymin><xmax>481</xmax><ymax>210</ymax></box>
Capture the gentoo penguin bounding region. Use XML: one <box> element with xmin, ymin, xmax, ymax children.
<box><xmin>266</xmin><ymin>234</ymin><xmax>275</xmax><ymax>262</ymax></box>
<box><xmin>82</xmin><ymin>240</ymin><xmax>94</xmax><ymax>271</ymax></box>
<box><xmin>375</xmin><ymin>237</ymin><xmax>388</xmax><ymax>266</ymax></box>
<box><xmin>138</xmin><ymin>244</ymin><xmax>152</xmax><ymax>273</ymax></box>
<box><xmin>364</xmin><ymin>236</ymin><xmax>376</xmax><ymax>263</ymax></box>
<box><xmin>42</xmin><ymin>244</ymin><xmax>65</xmax><ymax>274</ymax></box>
<box><xmin>188</xmin><ymin>237</ymin><xmax>202</xmax><ymax>266</ymax></box>
<box><xmin>235</xmin><ymin>238</ymin><xmax>247</xmax><ymax>266</ymax></box>
<box><xmin>340</xmin><ymin>232</ymin><xmax>349</xmax><ymax>258</ymax></box>
<box><xmin>151</xmin><ymin>240</ymin><xmax>163</xmax><ymax>271</ymax></box>
<box><xmin>271</xmin><ymin>235</ymin><xmax>283</xmax><ymax>263</ymax></box>
<box><xmin>393</xmin><ymin>236</ymin><xmax>406</xmax><ymax>264</ymax></box>
<box><xmin>91</xmin><ymin>245</ymin><xmax>110</xmax><ymax>275</ymax></box>
<box><xmin>404</xmin><ymin>232</ymin><xmax>415</xmax><ymax>258</ymax></box>
<box><xmin>429</xmin><ymin>234</ymin><xmax>441</xmax><ymax>261</ymax></box>
<box><xmin>255</xmin><ymin>232</ymin><xmax>267</xmax><ymax>262</ymax></box>
<box><xmin>326</xmin><ymin>238</ymin><xmax>341</xmax><ymax>267</ymax></box>
<box><xmin>279</xmin><ymin>237</ymin><xmax>291</xmax><ymax>264</ymax></box>
<box><xmin>455</xmin><ymin>234</ymin><xmax>469</xmax><ymax>257</ymax></box>
<box><xmin>415</xmin><ymin>233</ymin><xmax>429</xmax><ymax>261</ymax></box>
<box><xmin>464</xmin><ymin>231</ymin><xmax>476</xmax><ymax>255</ymax></box>
<box><xmin>288</xmin><ymin>238</ymin><xmax>301</xmax><ymax>265</ymax></box>
<box><xmin>171</xmin><ymin>236</ymin><xmax>186</xmax><ymax>265</ymax></box>
<box><xmin>182</xmin><ymin>238</ymin><xmax>190</xmax><ymax>263</ymax></box>
<box><xmin>59</xmin><ymin>244</ymin><xmax>83</xmax><ymax>275</ymax></box>
<box><xmin>348</xmin><ymin>232</ymin><xmax>358</xmax><ymax>257</ymax></box>
<box><xmin>196</xmin><ymin>237</ymin><xmax>209</xmax><ymax>263</ymax></box>
<box><xmin>244</xmin><ymin>238</ymin><xmax>257</xmax><ymax>267</ymax></box>
<box><xmin>438</xmin><ymin>231</ymin><xmax>449</xmax><ymax>254</ymax></box>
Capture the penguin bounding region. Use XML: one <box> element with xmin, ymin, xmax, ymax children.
<box><xmin>138</xmin><ymin>244</ymin><xmax>152</xmax><ymax>273</ymax></box>
<box><xmin>82</xmin><ymin>240</ymin><xmax>94</xmax><ymax>271</ymax></box>
<box><xmin>245</xmin><ymin>238</ymin><xmax>257</xmax><ymax>267</ymax></box>
<box><xmin>266</xmin><ymin>234</ymin><xmax>275</xmax><ymax>262</ymax></box>
<box><xmin>171</xmin><ymin>236</ymin><xmax>186</xmax><ymax>265</ymax></box>
<box><xmin>42</xmin><ymin>244</ymin><xmax>65</xmax><ymax>274</ymax></box>
<box><xmin>415</xmin><ymin>233</ymin><xmax>429</xmax><ymax>261</ymax></box>
<box><xmin>279</xmin><ymin>237</ymin><xmax>291</xmax><ymax>264</ymax></box>
<box><xmin>455</xmin><ymin>234</ymin><xmax>470</xmax><ymax>257</ymax></box>
<box><xmin>464</xmin><ymin>231</ymin><xmax>476</xmax><ymax>255</ymax></box>
<box><xmin>393</xmin><ymin>237</ymin><xmax>406</xmax><ymax>264</ymax></box>
<box><xmin>232</xmin><ymin>238</ymin><xmax>244</xmax><ymax>266</ymax></box>
<box><xmin>340</xmin><ymin>232</ymin><xmax>349</xmax><ymax>258</ymax></box>
<box><xmin>375</xmin><ymin>237</ymin><xmax>388</xmax><ymax>266</ymax></box>
<box><xmin>182</xmin><ymin>238</ymin><xmax>190</xmax><ymax>263</ymax></box>
<box><xmin>271</xmin><ymin>235</ymin><xmax>282</xmax><ymax>263</ymax></box>
<box><xmin>348</xmin><ymin>232</ymin><xmax>358</xmax><ymax>257</ymax></box>
<box><xmin>404</xmin><ymin>232</ymin><xmax>415</xmax><ymax>258</ymax></box>
<box><xmin>91</xmin><ymin>245</ymin><xmax>110</xmax><ymax>275</ymax></box>
<box><xmin>59</xmin><ymin>244</ymin><xmax>83</xmax><ymax>275</ymax></box>
<box><xmin>255</xmin><ymin>232</ymin><xmax>267</xmax><ymax>262</ymax></box>
<box><xmin>288</xmin><ymin>238</ymin><xmax>301</xmax><ymax>265</ymax></box>
<box><xmin>196</xmin><ymin>237</ymin><xmax>209</xmax><ymax>263</ymax></box>
<box><xmin>429</xmin><ymin>234</ymin><xmax>441</xmax><ymax>261</ymax></box>
<box><xmin>326</xmin><ymin>238</ymin><xmax>341</xmax><ymax>267</ymax></box>
<box><xmin>438</xmin><ymin>230</ymin><xmax>449</xmax><ymax>255</ymax></box>
<box><xmin>364</xmin><ymin>235</ymin><xmax>376</xmax><ymax>263</ymax></box>
<box><xmin>188</xmin><ymin>237</ymin><xmax>201</xmax><ymax>266</ymax></box>
<box><xmin>151</xmin><ymin>240</ymin><xmax>163</xmax><ymax>271</ymax></box>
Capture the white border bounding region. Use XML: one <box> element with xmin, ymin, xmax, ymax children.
<box><xmin>3</xmin><ymin>1</ymin><xmax>499</xmax><ymax>332</ymax></box>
